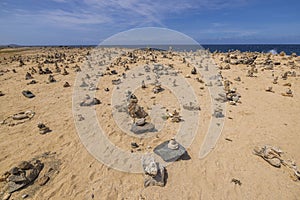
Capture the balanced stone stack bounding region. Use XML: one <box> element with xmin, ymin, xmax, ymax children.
<box><xmin>142</xmin><ymin>156</ymin><xmax>166</xmax><ymax>187</ymax></box>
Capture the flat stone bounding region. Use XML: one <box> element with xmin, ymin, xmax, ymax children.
<box><xmin>7</xmin><ymin>174</ymin><xmax>27</xmax><ymax>183</ymax></box>
<box><xmin>37</xmin><ymin>175</ymin><xmax>50</xmax><ymax>186</ymax></box>
<box><xmin>183</xmin><ymin>102</ymin><xmax>200</xmax><ymax>111</ymax></box>
<box><xmin>130</xmin><ymin>123</ymin><xmax>155</xmax><ymax>134</ymax></box>
<box><xmin>17</xmin><ymin>161</ymin><xmax>33</xmax><ymax>170</ymax></box>
<box><xmin>25</xmin><ymin>160</ymin><xmax>43</xmax><ymax>182</ymax></box>
<box><xmin>9</xmin><ymin>167</ymin><xmax>19</xmax><ymax>175</ymax></box>
<box><xmin>0</xmin><ymin>172</ymin><xmax>10</xmax><ymax>182</ymax></box>
<box><xmin>135</xmin><ymin>118</ymin><xmax>146</xmax><ymax>126</ymax></box>
<box><xmin>7</xmin><ymin>181</ymin><xmax>26</xmax><ymax>193</ymax></box>
<box><xmin>22</xmin><ymin>90</ymin><xmax>35</xmax><ymax>98</ymax></box>
<box><xmin>153</xmin><ymin>140</ymin><xmax>186</xmax><ymax>162</ymax></box>
<box><xmin>80</xmin><ymin>98</ymin><xmax>101</xmax><ymax>106</ymax></box>
<box><xmin>2</xmin><ymin>193</ymin><xmax>11</xmax><ymax>200</ymax></box>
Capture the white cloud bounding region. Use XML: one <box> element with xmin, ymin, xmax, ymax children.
<box><xmin>0</xmin><ymin>0</ymin><xmax>249</xmax><ymax>30</ymax></box>
<box><xmin>42</xmin><ymin>9</ymin><xmax>111</xmax><ymax>25</ymax></box>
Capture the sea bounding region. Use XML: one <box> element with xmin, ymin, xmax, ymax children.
<box><xmin>5</xmin><ymin>44</ymin><xmax>300</xmax><ymax>55</ymax></box>
<box><xmin>97</xmin><ymin>44</ymin><xmax>300</xmax><ymax>55</ymax></box>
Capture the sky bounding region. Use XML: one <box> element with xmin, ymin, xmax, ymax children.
<box><xmin>0</xmin><ymin>0</ymin><xmax>299</xmax><ymax>45</ymax></box>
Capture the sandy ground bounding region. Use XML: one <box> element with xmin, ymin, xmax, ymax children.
<box><xmin>0</xmin><ymin>47</ymin><xmax>300</xmax><ymax>200</ymax></box>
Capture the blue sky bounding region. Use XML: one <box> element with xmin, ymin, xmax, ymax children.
<box><xmin>0</xmin><ymin>0</ymin><xmax>299</xmax><ymax>45</ymax></box>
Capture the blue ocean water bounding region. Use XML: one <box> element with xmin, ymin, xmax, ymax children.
<box><xmin>202</xmin><ymin>44</ymin><xmax>300</xmax><ymax>55</ymax></box>
<box><xmin>98</xmin><ymin>44</ymin><xmax>300</xmax><ymax>55</ymax></box>
<box><xmin>21</xmin><ymin>44</ymin><xmax>300</xmax><ymax>55</ymax></box>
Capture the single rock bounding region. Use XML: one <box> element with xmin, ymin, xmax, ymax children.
<box><xmin>48</xmin><ymin>75</ymin><xmax>56</xmax><ymax>83</ymax></box>
<box><xmin>25</xmin><ymin>72</ymin><xmax>33</xmax><ymax>80</ymax></box>
<box><xmin>234</xmin><ymin>76</ymin><xmax>241</xmax><ymax>81</ymax></box>
<box><xmin>25</xmin><ymin>160</ymin><xmax>43</xmax><ymax>182</ymax></box>
<box><xmin>9</xmin><ymin>167</ymin><xmax>19</xmax><ymax>175</ymax></box>
<box><xmin>63</xmin><ymin>82</ymin><xmax>70</xmax><ymax>87</ymax></box>
<box><xmin>141</xmin><ymin>80</ymin><xmax>146</xmax><ymax>88</ymax></box>
<box><xmin>131</xmin><ymin>123</ymin><xmax>155</xmax><ymax>134</ymax></box>
<box><xmin>131</xmin><ymin>142</ymin><xmax>139</xmax><ymax>149</ymax></box>
<box><xmin>80</xmin><ymin>79</ymin><xmax>88</xmax><ymax>87</ymax></box>
<box><xmin>22</xmin><ymin>90</ymin><xmax>35</xmax><ymax>98</ymax></box>
<box><xmin>191</xmin><ymin>67</ymin><xmax>197</xmax><ymax>74</ymax></box>
<box><xmin>135</xmin><ymin>118</ymin><xmax>146</xmax><ymax>126</ymax></box>
<box><xmin>7</xmin><ymin>173</ymin><xmax>27</xmax><ymax>182</ymax></box>
<box><xmin>80</xmin><ymin>98</ymin><xmax>101</xmax><ymax>106</ymax></box>
<box><xmin>27</xmin><ymin>80</ymin><xmax>37</xmax><ymax>85</ymax></box>
<box><xmin>0</xmin><ymin>172</ymin><xmax>10</xmax><ymax>182</ymax></box>
<box><xmin>7</xmin><ymin>180</ymin><xmax>27</xmax><ymax>193</ymax></box>
<box><xmin>62</xmin><ymin>68</ymin><xmax>69</xmax><ymax>75</ymax></box>
<box><xmin>37</xmin><ymin>175</ymin><xmax>49</xmax><ymax>186</ymax></box>
<box><xmin>17</xmin><ymin>161</ymin><xmax>33</xmax><ymax>170</ymax></box>
<box><xmin>2</xmin><ymin>193</ymin><xmax>11</xmax><ymax>200</ymax></box>
<box><xmin>265</xmin><ymin>86</ymin><xmax>274</xmax><ymax>93</ymax></box>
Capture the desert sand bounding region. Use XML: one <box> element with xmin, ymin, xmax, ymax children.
<box><xmin>0</xmin><ymin>46</ymin><xmax>300</xmax><ymax>199</ymax></box>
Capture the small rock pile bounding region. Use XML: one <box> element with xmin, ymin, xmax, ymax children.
<box><xmin>224</xmin><ymin>80</ymin><xmax>241</xmax><ymax>105</ymax></box>
<box><xmin>0</xmin><ymin>160</ymin><xmax>43</xmax><ymax>195</ymax></box>
<box><xmin>127</xmin><ymin>94</ymin><xmax>155</xmax><ymax>134</ymax></box>
<box><xmin>142</xmin><ymin>156</ymin><xmax>166</xmax><ymax>187</ymax></box>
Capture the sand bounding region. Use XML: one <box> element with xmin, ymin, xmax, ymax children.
<box><xmin>0</xmin><ymin>47</ymin><xmax>300</xmax><ymax>199</ymax></box>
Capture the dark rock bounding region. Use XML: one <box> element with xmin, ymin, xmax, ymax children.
<box><xmin>63</xmin><ymin>82</ymin><xmax>70</xmax><ymax>87</ymax></box>
<box><xmin>112</xmin><ymin>79</ymin><xmax>121</xmax><ymax>85</ymax></box>
<box><xmin>131</xmin><ymin>142</ymin><xmax>139</xmax><ymax>148</ymax></box>
<box><xmin>25</xmin><ymin>72</ymin><xmax>33</xmax><ymax>80</ymax></box>
<box><xmin>48</xmin><ymin>75</ymin><xmax>56</xmax><ymax>83</ymax></box>
<box><xmin>62</xmin><ymin>68</ymin><xmax>69</xmax><ymax>75</ymax></box>
<box><xmin>17</xmin><ymin>161</ymin><xmax>32</xmax><ymax>170</ymax></box>
<box><xmin>27</xmin><ymin>80</ymin><xmax>37</xmax><ymax>85</ymax></box>
<box><xmin>183</xmin><ymin>102</ymin><xmax>200</xmax><ymax>111</ymax></box>
<box><xmin>7</xmin><ymin>181</ymin><xmax>27</xmax><ymax>193</ymax></box>
<box><xmin>25</xmin><ymin>160</ymin><xmax>43</xmax><ymax>182</ymax></box>
<box><xmin>44</xmin><ymin>68</ymin><xmax>52</xmax><ymax>74</ymax></box>
<box><xmin>22</xmin><ymin>90</ymin><xmax>35</xmax><ymax>98</ymax></box>
<box><xmin>7</xmin><ymin>174</ymin><xmax>27</xmax><ymax>183</ymax></box>
<box><xmin>9</xmin><ymin>167</ymin><xmax>19</xmax><ymax>175</ymax></box>
<box><xmin>80</xmin><ymin>98</ymin><xmax>101</xmax><ymax>106</ymax></box>
<box><xmin>110</xmin><ymin>70</ymin><xmax>118</xmax><ymax>75</ymax></box>
<box><xmin>191</xmin><ymin>67</ymin><xmax>197</xmax><ymax>74</ymax></box>
<box><xmin>130</xmin><ymin>123</ymin><xmax>155</xmax><ymax>134</ymax></box>
<box><xmin>153</xmin><ymin>140</ymin><xmax>186</xmax><ymax>162</ymax></box>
